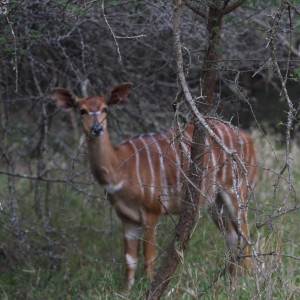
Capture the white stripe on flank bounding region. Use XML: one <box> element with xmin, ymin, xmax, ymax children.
<box><xmin>205</xmin><ymin>137</ymin><xmax>209</xmax><ymax>147</ymax></box>
<box><xmin>181</xmin><ymin>131</ymin><xmax>191</xmax><ymax>161</ymax></box>
<box><xmin>223</xmin><ymin>124</ymin><xmax>239</xmax><ymax>189</ymax></box>
<box><xmin>205</xmin><ymin>137</ymin><xmax>217</xmax><ymax>188</ymax></box>
<box><xmin>150</xmin><ymin>135</ymin><xmax>168</xmax><ymax>203</ymax></box>
<box><xmin>222</xmin><ymin>124</ymin><xmax>235</xmax><ymax>186</ymax></box>
<box><xmin>183</xmin><ymin>131</ymin><xmax>192</xmax><ymax>145</ymax></box>
<box><xmin>129</xmin><ymin>140</ymin><xmax>144</xmax><ymax>196</ymax></box>
<box><xmin>211</xmin><ymin>143</ymin><xmax>217</xmax><ymax>185</ymax></box>
<box><xmin>139</xmin><ymin>136</ymin><xmax>155</xmax><ymax>197</ymax></box>
<box><xmin>243</xmin><ymin>135</ymin><xmax>248</xmax><ymax>161</ymax></box>
<box><xmin>162</xmin><ymin>132</ymin><xmax>181</xmax><ymax>193</ymax></box>
<box><xmin>180</xmin><ymin>141</ymin><xmax>189</xmax><ymax>157</ymax></box>
<box><xmin>249</xmin><ymin>143</ymin><xmax>253</xmax><ymax>166</ymax></box>
<box><xmin>184</xmin><ymin>129</ymin><xmax>192</xmax><ymax>140</ymax></box>
<box><xmin>222</xmin><ymin>123</ymin><xmax>233</xmax><ymax>149</ymax></box>
<box><xmin>214</xmin><ymin>125</ymin><xmax>227</xmax><ymax>183</ymax></box>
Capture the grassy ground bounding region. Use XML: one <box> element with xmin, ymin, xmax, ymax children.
<box><xmin>0</xmin><ymin>133</ymin><xmax>299</xmax><ymax>299</ymax></box>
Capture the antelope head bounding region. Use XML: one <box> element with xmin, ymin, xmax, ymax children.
<box><xmin>51</xmin><ymin>83</ymin><xmax>133</xmax><ymax>138</ymax></box>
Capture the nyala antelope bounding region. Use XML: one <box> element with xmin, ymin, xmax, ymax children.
<box><xmin>51</xmin><ymin>83</ymin><xmax>258</xmax><ymax>289</ymax></box>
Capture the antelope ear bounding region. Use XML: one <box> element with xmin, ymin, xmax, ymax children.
<box><xmin>51</xmin><ymin>88</ymin><xmax>78</xmax><ymax>111</ymax></box>
<box><xmin>106</xmin><ymin>82</ymin><xmax>133</xmax><ymax>106</ymax></box>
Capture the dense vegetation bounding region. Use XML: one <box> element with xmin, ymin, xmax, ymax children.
<box><xmin>0</xmin><ymin>1</ymin><xmax>299</xmax><ymax>299</ymax></box>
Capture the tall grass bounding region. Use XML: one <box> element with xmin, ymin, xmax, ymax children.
<box><xmin>0</xmin><ymin>131</ymin><xmax>299</xmax><ymax>299</ymax></box>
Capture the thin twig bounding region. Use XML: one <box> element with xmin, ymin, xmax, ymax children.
<box><xmin>101</xmin><ymin>0</ymin><xmax>145</xmax><ymax>63</ymax></box>
<box><xmin>3</xmin><ymin>6</ymin><xmax>18</xmax><ymax>92</ymax></box>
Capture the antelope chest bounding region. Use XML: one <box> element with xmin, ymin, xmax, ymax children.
<box><xmin>105</xmin><ymin>181</ymin><xmax>142</xmax><ymax>223</ymax></box>
<box><xmin>104</xmin><ymin>181</ymin><xmax>124</xmax><ymax>194</ymax></box>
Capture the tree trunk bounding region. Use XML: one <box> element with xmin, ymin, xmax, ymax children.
<box><xmin>147</xmin><ymin>1</ymin><xmax>241</xmax><ymax>299</ymax></box>
<box><xmin>147</xmin><ymin>125</ymin><xmax>206</xmax><ymax>299</ymax></box>
<box><xmin>199</xmin><ymin>6</ymin><xmax>223</xmax><ymax>113</ymax></box>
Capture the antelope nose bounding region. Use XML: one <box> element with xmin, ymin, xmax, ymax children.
<box><xmin>91</xmin><ymin>122</ymin><xmax>103</xmax><ymax>136</ymax></box>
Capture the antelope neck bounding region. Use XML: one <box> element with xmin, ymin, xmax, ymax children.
<box><xmin>87</xmin><ymin>131</ymin><xmax>119</xmax><ymax>185</ymax></box>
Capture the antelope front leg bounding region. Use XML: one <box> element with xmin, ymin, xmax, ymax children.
<box><xmin>123</xmin><ymin>222</ymin><xmax>142</xmax><ymax>290</ymax></box>
<box><xmin>226</xmin><ymin>210</ymin><xmax>251</xmax><ymax>285</ymax></box>
<box><xmin>237</xmin><ymin>205</ymin><xmax>251</xmax><ymax>270</ymax></box>
<box><xmin>226</xmin><ymin>193</ymin><xmax>251</xmax><ymax>278</ymax></box>
<box><xmin>143</xmin><ymin>214</ymin><xmax>158</xmax><ymax>280</ymax></box>
<box><xmin>213</xmin><ymin>191</ymin><xmax>251</xmax><ymax>282</ymax></box>
<box><xmin>231</xmin><ymin>186</ymin><xmax>252</xmax><ymax>271</ymax></box>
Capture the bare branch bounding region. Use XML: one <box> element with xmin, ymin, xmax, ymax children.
<box><xmin>224</xmin><ymin>0</ymin><xmax>246</xmax><ymax>15</ymax></box>
<box><xmin>285</xmin><ymin>0</ymin><xmax>300</xmax><ymax>15</ymax></box>
<box><xmin>183</xmin><ymin>0</ymin><xmax>206</xmax><ymax>18</ymax></box>
<box><xmin>268</xmin><ymin>2</ymin><xmax>295</xmax><ymax>211</ymax></box>
<box><xmin>102</xmin><ymin>0</ymin><xmax>146</xmax><ymax>63</ymax></box>
<box><xmin>2</xmin><ymin>7</ymin><xmax>18</xmax><ymax>92</ymax></box>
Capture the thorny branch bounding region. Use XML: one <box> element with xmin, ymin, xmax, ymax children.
<box><xmin>267</xmin><ymin>2</ymin><xmax>295</xmax><ymax>211</ymax></box>
<box><xmin>1</xmin><ymin>0</ymin><xmax>18</xmax><ymax>92</ymax></box>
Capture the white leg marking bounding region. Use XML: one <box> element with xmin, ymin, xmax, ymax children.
<box><xmin>139</xmin><ymin>136</ymin><xmax>155</xmax><ymax>197</ymax></box>
<box><xmin>129</xmin><ymin>140</ymin><xmax>144</xmax><ymax>196</ymax></box>
<box><xmin>244</xmin><ymin>135</ymin><xmax>248</xmax><ymax>161</ymax></box>
<box><xmin>126</xmin><ymin>253</ymin><xmax>138</xmax><ymax>270</ymax></box>
<box><xmin>126</xmin><ymin>253</ymin><xmax>137</xmax><ymax>288</ymax></box>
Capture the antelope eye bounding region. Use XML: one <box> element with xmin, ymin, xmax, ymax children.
<box><xmin>80</xmin><ymin>109</ymin><xmax>88</xmax><ymax>115</ymax></box>
<box><xmin>102</xmin><ymin>107</ymin><xmax>108</xmax><ymax>114</ymax></box>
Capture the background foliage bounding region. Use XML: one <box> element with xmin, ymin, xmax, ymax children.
<box><xmin>0</xmin><ymin>0</ymin><xmax>300</xmax><ymax>299</ymax></box>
